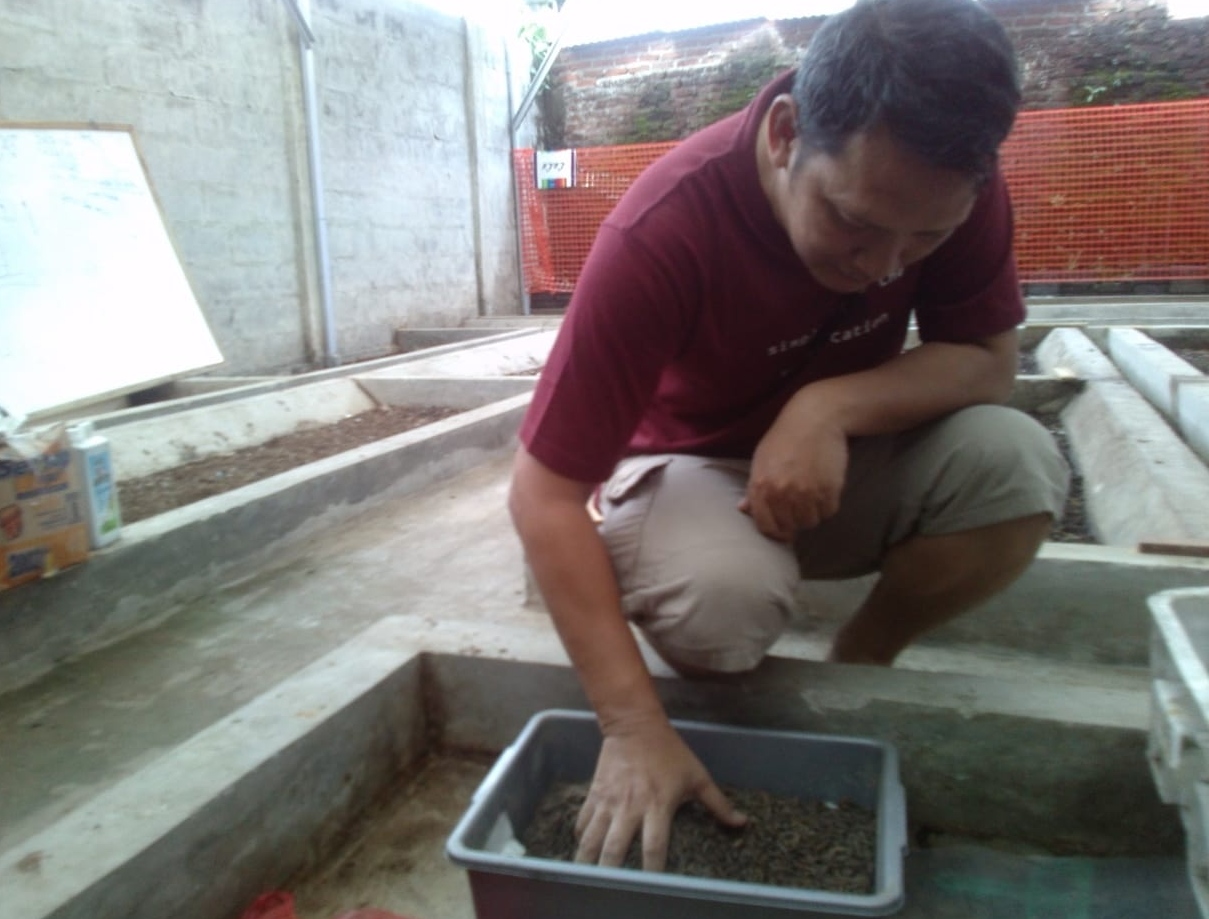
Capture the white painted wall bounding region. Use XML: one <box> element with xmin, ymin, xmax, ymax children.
<box><xmin>0</xmin><ymin>0</ymin><xmax>524</xmax><ymax>376</ymax></box>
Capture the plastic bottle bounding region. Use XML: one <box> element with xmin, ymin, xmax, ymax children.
<box><xmin>67</xmin><ymin>421</ymin><xmax>122</xmax><ymax>549</ymax></box>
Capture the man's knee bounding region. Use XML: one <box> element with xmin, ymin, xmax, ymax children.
<box><xmin>920</xmin><ymin>406</ymin><xmax>1070</xmax><ymax>531</ymax></box>
<box><xmin>945</xmin><ymin>406</ymin><xmax>1066</xmax><ymax>480</ymax></box>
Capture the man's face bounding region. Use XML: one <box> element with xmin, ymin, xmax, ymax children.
<box><xmin>775</xmin><ymin>125</ymin><xmax>979</xmax><ymax>293</ymax></box>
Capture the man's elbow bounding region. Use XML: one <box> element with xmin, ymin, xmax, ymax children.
<box><xmin>507</xmin><ymin>446</ymin><xmax>595</xmax><ymax>537</ymax></box>
<box><xmin>985</xmin><ymin>366</ymin><xmax>1017</xmax><ymax>405</ymax></box>
<box><xmin>978</xmin><ymin>331</ymin><xmax>1020</xmax><ymax>405</ymax></box>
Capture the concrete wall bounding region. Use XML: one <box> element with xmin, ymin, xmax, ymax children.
<box><xmin>546</xmin><ymin>0</ymin><xmax>1209</xmax><ymax>147</ymax></box>
<box><xmin>0</xmin><ymin>0</ymin><xmax>524</xmax><ymax>376</ymax></box>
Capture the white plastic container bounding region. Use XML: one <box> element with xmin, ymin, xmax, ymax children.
<box><xmin>68</xmin><ymin>421</ymin><xmax>122</xmax><ymax>548</ymax></box>
<box><xmin>1149</xmin><ymin>586</ymin><xmax>1209</xmax><ymax>919</ymax></box>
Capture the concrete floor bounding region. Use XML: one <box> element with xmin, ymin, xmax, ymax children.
<box><xmin>3</xmin><ymin>450</ymin><xmax>1198</xmax><ymax>919</ymax></box>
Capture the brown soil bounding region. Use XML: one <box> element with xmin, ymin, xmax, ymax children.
<box><xmin>521</xmin><ymin>781</ymin><xmax>877</xmax><ymax>893</ymax></box>
<box><xmin>117</xmin><ymin>405</ymin><xmax>460</xmax><ymax>524</ymax></box>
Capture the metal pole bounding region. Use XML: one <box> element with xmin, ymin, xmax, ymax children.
<box><xmin>512</xmin><ymin>0</ymin><xmax>577</xmax><ymax>135</ymax></box>
<box><xmin>281</xmin><ymin>0</ymin><xmax>315</xmax><ymax>46</ymax></box>
<box><xmin>504</xmin><ymin>37</ymin><xmax>532</xmax><ymax>316</ymax></box>
<box><xmin>283</xmin><ymin>0</ymin><xmax>338</xmax><ymax>367</ymax></box>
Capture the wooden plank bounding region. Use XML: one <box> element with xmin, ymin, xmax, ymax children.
<box><xmin>1138</xmin><ymin>541</ymin><xmax>1209</xmax><ymax>559</ymax></box>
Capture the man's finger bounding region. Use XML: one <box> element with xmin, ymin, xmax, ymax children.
<box><xmin>598</xmin><ymin>811</ymin><xmax>642</xmax><ymax>868</ymax></box>
<box><xmin>697</xmin><ymin>780</ymin><xmax>749</xmax><ymax>830</ymax></box>
<box><xmin>744</xmin><ymin>489</ymin><xmax>793</xmax><ymax>542</ymax></box>
<box><xmin>573</xmin><ymin>806</ymin><xmax>609</xmax><ymax>864</ymax></box>
<box><xmin>641</xmin><ymin>808</ymin><xmax>674</xmax><ymax>873</ymax></box>
<box><xmin>574</xmin><ymin>797</ymin><xmax>596</xmax><ymax>839</ymax></box>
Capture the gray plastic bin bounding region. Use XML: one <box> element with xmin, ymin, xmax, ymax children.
<box><xmin>446</xmin><ymin>709</ymin><xmax>907</xmax><ymax>919</ymax></box>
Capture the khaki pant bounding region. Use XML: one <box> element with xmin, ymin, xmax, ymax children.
<box><xmin>597</xmin><ymin>405</ymin><xmax>1070</xmax><ymax>672</ymax></box>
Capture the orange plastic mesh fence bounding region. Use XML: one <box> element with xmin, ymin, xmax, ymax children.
<box><xmin>1003</xmin><ymin>101</ymin><xmax>1208</xmax><ymax>283</ymax></box>
<box><xmin>515</xmin><ymin>100</ymin><xmax>1209</xmax><ymax>294</ymax></box>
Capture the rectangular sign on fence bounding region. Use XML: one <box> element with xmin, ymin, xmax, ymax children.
<box><xmin>535</xmin><ymin>149</ymin><xmax>576</xmax><ymax>190</ymax></box>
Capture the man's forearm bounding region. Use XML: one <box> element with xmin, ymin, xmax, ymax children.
<box><xmin>792</xmin><ymin>329</ymin><xmax>1018</xmax><ymax>438</ymax></box>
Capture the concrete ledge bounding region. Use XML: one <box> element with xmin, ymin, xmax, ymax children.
<box><xmin>464</xmin><ymin>315</ymin><xmax>564</xmax><ymax>330</ymax></box>
<box><xmin>0</xmin><ymin>395</ymin><xmax>531</xmax><ymax>695</ymax></box>
<box><xmin>354</xmin><ymin>375</ymin><xmax>536</xmax><ymax>410</ymax></box>
<box><xmin>1024</xmin><ymin>298</ymin><xmax>1209</xmax><ymax>326</ymax></box>
<box><xmin>85</xmin><ymin>329</ymin><xmax>548</xmax><ymax>432</ymax></box>
<box><xmin>1127</xmin><ymin>326</ymin><xmax>1209</xmax><ymax>348</ymax></box>
<box><xmin>1179</xmin><ymin>384</ymin><xmax>1209</xmax><ymax>466</ymax></box>
<box><xmin>357</xmin><ymin>330</ymin><xmax>555</xmax><ymax>378</ymax></box>
<box><xmin>1107</xmin><ymin>327</ymin><xmax>1204</xmax><ymax>420</ymax></box>
<box><xmin>1102</xmin><ymin>327</ymin><xmax>1209</xmax><ymax>467</ymax></box>
<box><xmin>1065</xmin><ymin>378</ymin><xmax>1209</xmax><ymax>545</ymax></box>
<box><xmin>1036</xmin><ymin>326</ymin><xmax>1121</xmax><ymax>379</ymax></box>
<box><xmin>393</xmin><ymin>328</ymin><xmax>504</xmax><ymax>352</ymax></box>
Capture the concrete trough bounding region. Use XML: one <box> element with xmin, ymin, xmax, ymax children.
<box><xmin>107</xmin><ymin>373</ymin><xmax>534</xmax><ymax>481</ymax></box>
<box><xmin>101</xmin><ymin>354</ymin><xmax>546</xmax><ymax>481</ymax></box>
<box><xmin>0</xmin><ymin>617</ymin><xmax>1197</xmax><ymax>919</ymax></box>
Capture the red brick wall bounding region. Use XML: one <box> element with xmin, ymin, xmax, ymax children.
<box><xmin>545</xmin><ymin>1</ymin><xmax>1209</xmax><ymax>147</ymax></box>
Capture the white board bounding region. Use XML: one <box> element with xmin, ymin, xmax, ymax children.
<box><xmin>0</xmin><ymin>126</ymin><xmax>223</xmax><ymax>423</ymax></box>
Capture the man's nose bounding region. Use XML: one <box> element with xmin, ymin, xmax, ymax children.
<box><xmin>854</xmin><ymin>235</ymin><xmax>907</xmax><ymax>285</ymax></box>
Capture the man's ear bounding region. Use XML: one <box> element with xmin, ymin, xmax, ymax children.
<box><xmin>765</xmin><ymin>94</ymin><xmax>799</xmax><ymax>169</ymax></box>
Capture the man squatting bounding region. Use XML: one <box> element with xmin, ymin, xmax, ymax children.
<box><xmin>508</xmin><ymin>0</ymin><xmax>1070</xmax><ymax>873</ymax></box>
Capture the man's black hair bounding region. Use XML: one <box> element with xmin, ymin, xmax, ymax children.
<box><xmin>792</xmin><ymin>0</ymin><xmax>1021</xmax><ymax>181</ymax></box>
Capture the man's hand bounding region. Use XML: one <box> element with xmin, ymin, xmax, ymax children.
<box><xmin>740</xmin><ymin>400</ymin><xmax>849</xmax><ymax>542</ymax></box>
<box><xmin>574</xmin><ymin>717</ymin><xmax>747</xmax><ymax>871</ymax></box>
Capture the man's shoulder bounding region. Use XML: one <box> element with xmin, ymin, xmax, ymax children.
<box><xmin>606</xmin><ymin>113</ymin><xmax>749</xmax><ymax>234</ymax></box>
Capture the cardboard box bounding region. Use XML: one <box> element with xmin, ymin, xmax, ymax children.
<box><xmin>1</xmin><ymin>423</ymin><xmax>90</xmax><ymax>590</ymax></box>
